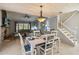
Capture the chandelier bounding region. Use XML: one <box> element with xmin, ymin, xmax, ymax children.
<box><xmin>37</xmin><ymin>5</ymin><xmax>46</xmax><ymax>22</ymax></box>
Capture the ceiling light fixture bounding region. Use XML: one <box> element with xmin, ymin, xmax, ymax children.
<box><xmin>37</xmin><ymin>5</ymin><xmax>46</xmax><ymax>22</ymax></box>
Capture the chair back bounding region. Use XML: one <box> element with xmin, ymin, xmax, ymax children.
<box><xmin>44</xmin><ymin>34</ymin><xmax>54</xmax><ymax>43</ymax></box>
<box><xmin>44</xmin><ymin>34</ymin><xmax>54</xmax><ymax>55</ymax></box>
<box><xmin>18</xmin><ymin>33</ymin><xmax>26</xmax><ymax>55</ymax></box>
<box><xmin>51</xmin><ymin>30</ymin><xmax>57</xmax><ymax>36</ymax></box>
<box><xmin>33</xmin><ymin>30</ymin><xmax>40</xmax><ymax>37</ymax></box>
<box><xmin>19</xmin><ymin>33</ymin><xmax>38</xmax><ymax>55</ymax></box>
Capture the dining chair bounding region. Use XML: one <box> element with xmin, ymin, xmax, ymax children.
<box><xmin>33</xmin><ymin>30</ymin><xmax>40</xmax><ymax>37</ymax></box>
<box><xmin>53</xmin><ymin>37</ymin><xmax>60</xmax><ymax>54</ymax></box>
<box><xmin>25</xmin><ymin>36</ymin><xmax>38</xmax><ymax>55</ymax></box>
<box><xmin>51</xmin><ymin>30</ymin><xmax>58</xmax><ymax>36</ymax></box>
<box><xmin>18</xmin><ymin>33</ymin><xmax>32</xmax><ymax>55</ymax></box>
<box><xmin>38</xmin><ymin>33</ymin><xmax>60</xmax><ymax>55</ymax></box>
<box><xmin>38</xmin><ymin>34</ymin><xmax>54</xmax><ymax>55</ymax></box>
<box><xmin>50</xmin><ymin>30</ymin><xmax>60</xmax><ymax>54</ymax></box>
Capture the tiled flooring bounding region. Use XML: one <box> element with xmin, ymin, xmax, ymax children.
<box><xmin>56</xmin><ymin>42</ymin><xmax>79</xmax><ymax>55</ymax></box>
<box><xmin>0</xmin><ymin>39</ymin><xmax>22</xmax><ymax>55</ymax></box>
<box><xmin>0</xmin><ymin>39</ymin><xmax>79</xmax><ymax>55</ymax></box>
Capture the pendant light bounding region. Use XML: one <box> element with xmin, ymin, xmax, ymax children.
<box><xmin>37</xmin><ymin>5</ymin><xmax>46</xmax><ymax>22</ymax></box>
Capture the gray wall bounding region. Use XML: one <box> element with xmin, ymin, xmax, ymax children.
<box><xmin>9</xmin><ymin>20</ymin><xmax>15</xmax><ymax>34</ymax></box>
<box><xmin>7</xmin><ymin>11</ymin><xmax>37</xmax><ymax>22</ymax></box>
<box><xmin>7</xmin><ymin>11</ymin><xmax>38</xmax><ymax>34</ymax></box>
<box><xmin>7</xmin><ymin>11</ymin><xmax>57</xmax><ymax>34</ymax></box>
<box><xmin>47</xmin><ymin>16</ymin><xmax>57</xmax><ymax>30</ymax></box>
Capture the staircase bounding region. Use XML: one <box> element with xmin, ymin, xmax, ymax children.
<box><xmin>58</xmin><ymin>27</ymin><xmax>77</xmax><ymax>46</ymax></box>
<box><xmin>58</xmin><ymin>10</ymin><xmax>78</xmax><ymax>46</ymax></box>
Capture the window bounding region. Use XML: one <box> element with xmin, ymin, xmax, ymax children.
<box><xmin>19</xmin><ymin>23</ymin><xmax>23</xmax><ymax>30</ymax></box>
<box><xmin>24</xmin><ymin>23</ymin><xmax>30</xmax><ymax>30</ymax></box>
<box><xmin>15</xmin><ymin>23</ymin><xmax>30</xmax><ymax>32</ymax></box>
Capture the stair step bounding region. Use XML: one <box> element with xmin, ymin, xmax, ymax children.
<box><xmin>63</xmin><ymin>32</ymin><xmax>71</xmax><ymax>35</ymax></box>
<box><xmin>62</xmin><ymin>31</ymin><xmax>68</xmax><ymax>33</ymax></box>
<box><xmin>62</xmin><ymin>29</ymin><xmax>65</xmax><ymax>30</ymax></box>
<box><xmin>62</xmin><ymin>29</ymin><xmax>75</xmax><ymax>41</ymax></box>
<box><xmin>59</xmin><ymin>27</ymin><xmax>78</xmax><ymax>45</ymax></box>
<box><xmin>66</xmin><ymin>33</ymin><xmax>71</xmax><ymax>36</ymax></box>
<box><xmin>62</xmin><ymin>28</ymin><xmax>66</xmax><ymax>31</ymax></box>
<box><xmin>69</xmin><ymin>36</ymin><xmax>74</xmax><ymax>39</ymax></box>
<box><xmin>62</xmin><ymin>30</ymin><xmax>69</xmax><ymax>33</ymax></box>
<box><xmin>64</xmin><ymin>32</ymin><xmax>68</xmax><ymax>33</ymax></box>
<box><xmin>73</xmin><ymin>39</ymin><xmax>77</xmax><ymax>41</ymax></box>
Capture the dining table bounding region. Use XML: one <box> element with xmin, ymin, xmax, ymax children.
<box><xmin>25</xmin><ymin>36</ymin><xmax>45</xmax><ymax>55</ymax></box>
<box><xmin>25</xmin><ymin>34</ymin><xmax>60</xmax><ymax>55</ymax></box>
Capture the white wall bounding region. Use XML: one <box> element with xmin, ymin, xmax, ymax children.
<box><xmin>64</xmin><ymin>12</ymin><xmax>79</xmax><ymax>41</ymax></box>
<box><xmin>60</xmin><ymin>11</ymin><xmax>75</xmax><ymax>23</ymax></box>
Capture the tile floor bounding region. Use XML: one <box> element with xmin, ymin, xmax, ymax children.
<box><xmin>0</xmin><ymin>39</ymin><xmax>22</xmax><ymax>55</ymax></box>
<box><xmin>0</xmin><ymin>39</ymin><xmax>79</xmax><ymax>55</ymax></box>
<box><xmin>56</xmin><ymin>42</ymin><xmax>79</xmax><ymax>55</ymax></box>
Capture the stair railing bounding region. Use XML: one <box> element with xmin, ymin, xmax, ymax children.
<box><xmin>62</xmin><ymin>24</ymin><xmax>74</xmax><ymax>35</ymax></box>
<box><xmin>64</xmin><ymin>11</ymin><xmax>78</xmax><ymax>24</ymax></box>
